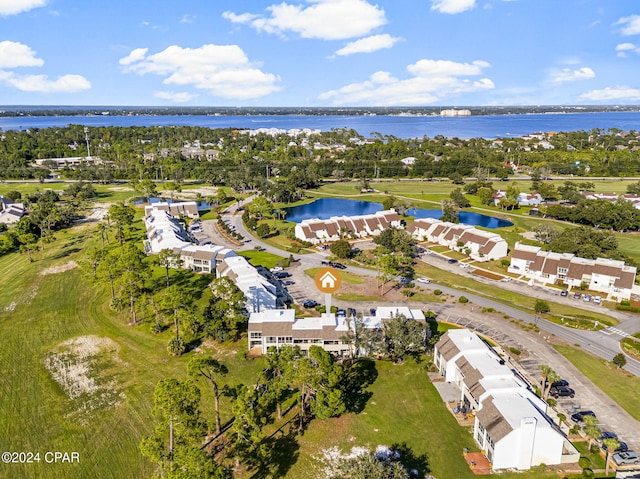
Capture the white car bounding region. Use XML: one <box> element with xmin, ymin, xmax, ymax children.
<box><xmin>416</xmin><ymin>277</ymin><xmax>430</xmax><ymax>284</ymax></box>
<box><xmin>270</xmin><ymin>266</ymin><xmax>283</xmax><ymax>272</ymax></box>
<box><xmin>424</xmin><ymin>250</ymin><xmax>433</xmax><ymax>255</ymax></box>
<box><xmin>459</xmin><ymin>263</ymin><xmax>470</xmax><ymax>269</ymax></box>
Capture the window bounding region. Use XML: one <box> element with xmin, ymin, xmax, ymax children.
<box><xmin>476</xmin><ymin>423</ymin><xmax>485</xmax><ymax>444</ymax></box>
<box><xmin>265</xmin><ymin>336</ymin><xmax>276</xmax><ymax>343</ymax></box>
<box><xmin>249</xmin><ymin>332</ymin><xmax>262</xmax><ymax>339</ymax></box>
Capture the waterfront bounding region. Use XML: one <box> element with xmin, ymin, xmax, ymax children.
<box><xmin>283</xmin><ymin>197</ymin><xmax>513</xmax><ymax>228</ymax></box>
<box><xmin>2</xmin><ymin>111</ymin><xmax>640</xmax><ymax>139</ymax></box>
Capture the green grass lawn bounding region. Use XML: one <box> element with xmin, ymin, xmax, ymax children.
<box><xmin>413</xmin><ymin>262</ymin><xmax>617</xmax><ymax>326</ymax></box>
<box><xmin>304</xmin><ymin>267</ymin><xmax>365</xmax><ymax>284</ymax></box>
<box><xmin>0</xmin><ymin>224</ymin><xmax>265</xmax><ymax>479</ymax></box>
<box><xmin>284</xmin><ymin>358</ymin><xmax>560</xmax><ymax>479</ymax></box>
<box><xmin>239</xmin><ymin>249</ymin><xmax>287</xmax><ymax>269</ymax></box>
<box><xmin>554</xmin><ymin>345</ymin><xmax>640</xmax><ymax>422</ymax></box>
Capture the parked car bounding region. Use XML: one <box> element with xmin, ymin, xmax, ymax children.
<box><xmin>424</xmin><ymin>250</ymin><xmax>433</xmax><ymax>255</ymax></box>
<box><xmin>416</xmin><ymin>277</ymin><xmax>431</xmax><ymax>284</ymax></box>
<box><xmin>560</xmin><ymin>290</ymin><xmax>569</xmax><ymax>297</ymax></box>
<box><xmin>583</xmin><ymin>294</ymin><xmax>592</xmax><ymax>302</ymax></box>
<box><xmin>336</xmin><ymin>308</ymin><xmax>346</xmax><ymax>318</ymax></box>
<box><xmin>603</xmin><ymin>441</ymin><xmax>628</xmax><ymax>453</ymax></box>
<box><xmin>459</xmin><ymin>263</ymin><xmax>470</xmax><ymax>269</ymax></box>
<box><xmin>500</xmin><ymin>277</ymin><xmax>511</xmax><ymax>282</ymax></box>
<box><xmin>270</xmin><ymin>266</ymin><xmax>284</xmax><ymax>272</ymax></box>
<box><xmin>550</xmin><ymin>386</ymin><xmax>575</xmax><ymax>398</ymax></box>
<box><xmin>571</xmin><ymin>410</ymin><xmax>596</xmax><ymax>423</ymax></box>
<box><xmin>550</xmin><ymin>379</ymin><xmax>569</xmax><ymax>388</ymax></box>
<box><xmin>302</xmin><ymin>299</ymin><xmax>318</xmax><ymax>309</ymax></box>
<box><xmin>330</xmin><ymin>262</ymin><xmax>347</xmax><ymax>270</ymax></box>
<box><xmin>447</xmin><ymin>259</ymin><xmax>458</xmax><ymax>264</ymax></box>
<box><xmin>282</xmin><ymin>280</ymin><xmax>295</xmax><ymax>286</ymax></box>
<box><xmin>573</xmin><ymin>291</ymin><xmax>582</xmax><ymax>299</ymax></box>
<box><xmin>598</xmin><ymin>431</ymin><xmax>618</xmax><ymax>441</ymax></box>
<box><xmin>369</xmin><ymin>308</ymin><xmax>376</xmax><ymax>316</ymax></box>
<box><xmin>593</xmin><ymin>295</ymin><xmax>602</xmax><ymax>304</ymax></box>
<box><xmin>347</xmin><ymin>307</ymin><xmax>357</xmax><ymax>318</ymax></box>
<box><xmin>613</xmin><ymin>451</ymin><xmax>640</xmax><ymax>466</ymax></box>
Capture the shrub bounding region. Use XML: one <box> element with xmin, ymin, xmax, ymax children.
<box><xmin>434</xmin><ymin>289</ymin><xmax>443</xmax><ymax>296</ymax></box>
<box><xmin>578</xmin><ymin>457</ymin><xmax>591</xmax><ymax>469</ymax></box>
<box><xmin>509</xmin><ymin>347</ymin><xmax>521</xmax><ymax>356</ymax></box>
<box><xmin>613</xmin><ymin>353</ymin><xmax>627</xmax><ymax>368</ymax></box>
<box><xmin>459</xmin><ymin>296</ymin><xmax>469</xmax><ymax>304</ymax></box>
<box><xmin>167</xmin><ymin>336</ymin><xmax>186</xmax><ymax>356</ymax></box>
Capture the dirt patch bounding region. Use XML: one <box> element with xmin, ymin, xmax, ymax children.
<box><xmin>471</xmin><ymin>269</ymin><xmax>503</xmax><ymax>280</ymax></box>
<box><xmin>334</xmin><ymin>278</ymin><xmax>407</xmax><ymax>302</ymax></box>
<box><xmin>40</xmin><ymin>260</ymin><xmax>78</xmax><ymax>276</ymax></box>
<box><xmin>43</xmin><ymin>335</ymin><xmax>125</xmax><ymax>418</ymax></box>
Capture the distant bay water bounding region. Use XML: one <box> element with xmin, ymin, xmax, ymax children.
<box><xmin>2</xmin><ymin>111</ymin><xmax>640</xmax><ymax>139</ymax></box>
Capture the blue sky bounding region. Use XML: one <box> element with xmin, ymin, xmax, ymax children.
<box><xmin>2</xmin><ymin>0</ymin><xmax>640</xmax><ymax>106</ymax></box>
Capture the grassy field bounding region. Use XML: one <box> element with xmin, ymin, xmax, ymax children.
<box><xmin>238</xmin><ymin>249</ymin><xmax>287</xmax><ymax>269</ymax></box>
<box><xmin>311</xmin><ymin>180</ymin><xmax>640</xmax><ymax>261</ymax></box>
<box><xmin>412</xmin><ymin>261</ymin><xmax>618</xmax><ymax>326</ymax></box>
<box><xmin>0</xmin><ymin>224</ymin><xmax>265</xmax><ymax>479</ymax></box>
<box><xmin>285</xmin><ymin>358</ymin><xmax>561</xmax><ymax>479</ymax></box>
<box><xmin>554</xmin><ymin>345</ymin><xmax>640</xmax><ymax>422</ymax></box>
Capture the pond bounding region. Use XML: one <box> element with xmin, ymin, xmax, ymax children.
<box><xmin>283</xmin><ymin>198</ymin><xmax>513</xmax><ymax>229</ymax></box>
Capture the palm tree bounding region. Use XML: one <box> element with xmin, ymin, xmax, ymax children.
<box><xmin>582</xmin><ymin>415</ymin><xmax>600</xmax><ymax>450</ymax></box>
<box><xmin>602</xmin><ymin>438</ymin><xmax>620</xmax><ymax>475</ymax></box>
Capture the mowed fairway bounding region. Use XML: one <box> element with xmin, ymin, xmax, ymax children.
<box><xmin>0</xmin><ymin>224</ymin><xmax>264</xmax><ymax>479</ymax></box>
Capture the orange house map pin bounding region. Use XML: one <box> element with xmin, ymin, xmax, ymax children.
<box><xmin>314</xmin><ymin>267</ymin><xmax>342</xmax><ymax>293</ymax></box>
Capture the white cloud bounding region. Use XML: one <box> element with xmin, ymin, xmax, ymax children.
<box><xmin>0</xmin><ymin>71</ymin><xmax>90</xmax><ymax>92</ymax></box>
<box><xmin>180</xmin><ymin>14</ymin><xmax>195</xmax><ymax>24</ymax></box>
<box><xmin>318</xmin><ymin>58</ymin><xmax>494</xmax><ymax>106</ymax></box>
<box><xmin>154</xmin><ymin>91</ymin><xmax>198</xmax><ymax>103</ymax></box>
<box><xmin>119</xmin><ymin>48</ymin><xmax>148</xmax><ymax>66</ymax></box>
<box><xmin>0</xmin><ymin>40</ymin><xmax>44</xmax><ymax>68</ymax></box>
<box><xmin>0</xmin><ymin>0</ymin><xmax>46</xmax><ymax>16</ymax></box>
<box><xmin>0</xmin><ymin>40</ymin><xmax>90</xmax><ymax>93</ymax></box>
<box><xmin>616</xmin><ymin>42</ymin><xmax>640</xmax><ymax>58</ymax></box>
<box><xmin>616</xmin><ymin>15</ymin><xmax>640</xmax><ymax>36</ymax></box>
<box><xmin>430</xmin><ymin>0</ymin><xmax>476</xmax><ymax>14</ymax></box>
<box><xmin>120</xmin><ymin>44</ymin><xmax>282</xmax><ymax>100</ymax></box>
<box><xmin>223</xmin><ymin>0</ymin><xmax>387</xmax><ymax>40</ymax></box>
<box><xmin>550</xmin><ymin>67</ymin><xmax>595</xmax><ymax>83</ymax></box>
<box><xmin>334</xmin><ymin>34</ymin><xmax>401</xmax><ymax>56</ymax></box>
<box><xmin>578</xmin><ymin>86</ymin><xmax>640</xmax><ymax>102</ymax></box>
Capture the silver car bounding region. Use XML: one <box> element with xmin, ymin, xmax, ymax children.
<box><xmin>613</xmin><ymin>450</ymin><xmax>639</xmax><ymax>465</ymax></box>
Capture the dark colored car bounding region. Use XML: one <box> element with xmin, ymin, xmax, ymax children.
<box><xmin>330</xmin><ymin>262</ymin><xmax>347</xmax><ymax>270</ymax></box>
<box><xmin>347</xmin><ymin>307</ymin><xmax>357</xmax><ymax>317</ymax></box>
<box><xmin>550</xmin><ymin>386</ymin><xmax>575</xmax><ymax>398</ymax></box>
<box><xmin>369</xmin><ymin>308</ymin><xmax>376</xmax><ymax>316</ymax></box>
<box><xmin>603</xmin><ymin>441</ymin><xmax>628</xmax><ymax>453</ymax></box>
<box><xmin>282</xmin><ymin>280</ymin><xmax>295</xmax><ymax>286</ymax></box>
<box><xmin>571</xmin><ymin>410</ymin><xmax>596</xmax><ymax>423</ymax></box>
<box><xmin>302</xmin><ymin>299</ymin><xmax>318</xmax><ymax>309</ymax></box>
<box><xmin>598</xmin><ymin>431</ymin><xmax>618</xmax><ymax>442</ymax></box>
<box><xmin>560</xmin><ymin>290</ymin><xmax>568</xmax><ymax>297</ymax></box>
<box><xmin>574</xmin><ymin>291</ymin><xmax>582</xmax><ymax>299</ymax></box>
<box><xmin>275</xmin><ymin>271</ymin><xmax>291</xmax><ymax>278</ymax></box>
<box><xmin>550</xmin><ymin>379</ymin><xmax>569</xmax><ymax>388</ymax></box>
<box><xmin>447</xmin><ymin>259</ymin><xmax>458</xmax><ymax>264</ymax></box>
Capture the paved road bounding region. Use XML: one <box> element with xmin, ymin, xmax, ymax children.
<box><xmin>217</xmin><ymin>201</ymin><xmax>640</xmax><ymax>377</ymax></box>
<box><xmin>209</xmin><ymin>204</ymin><xmax>640</xmax><ymax>444</ymax></box>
